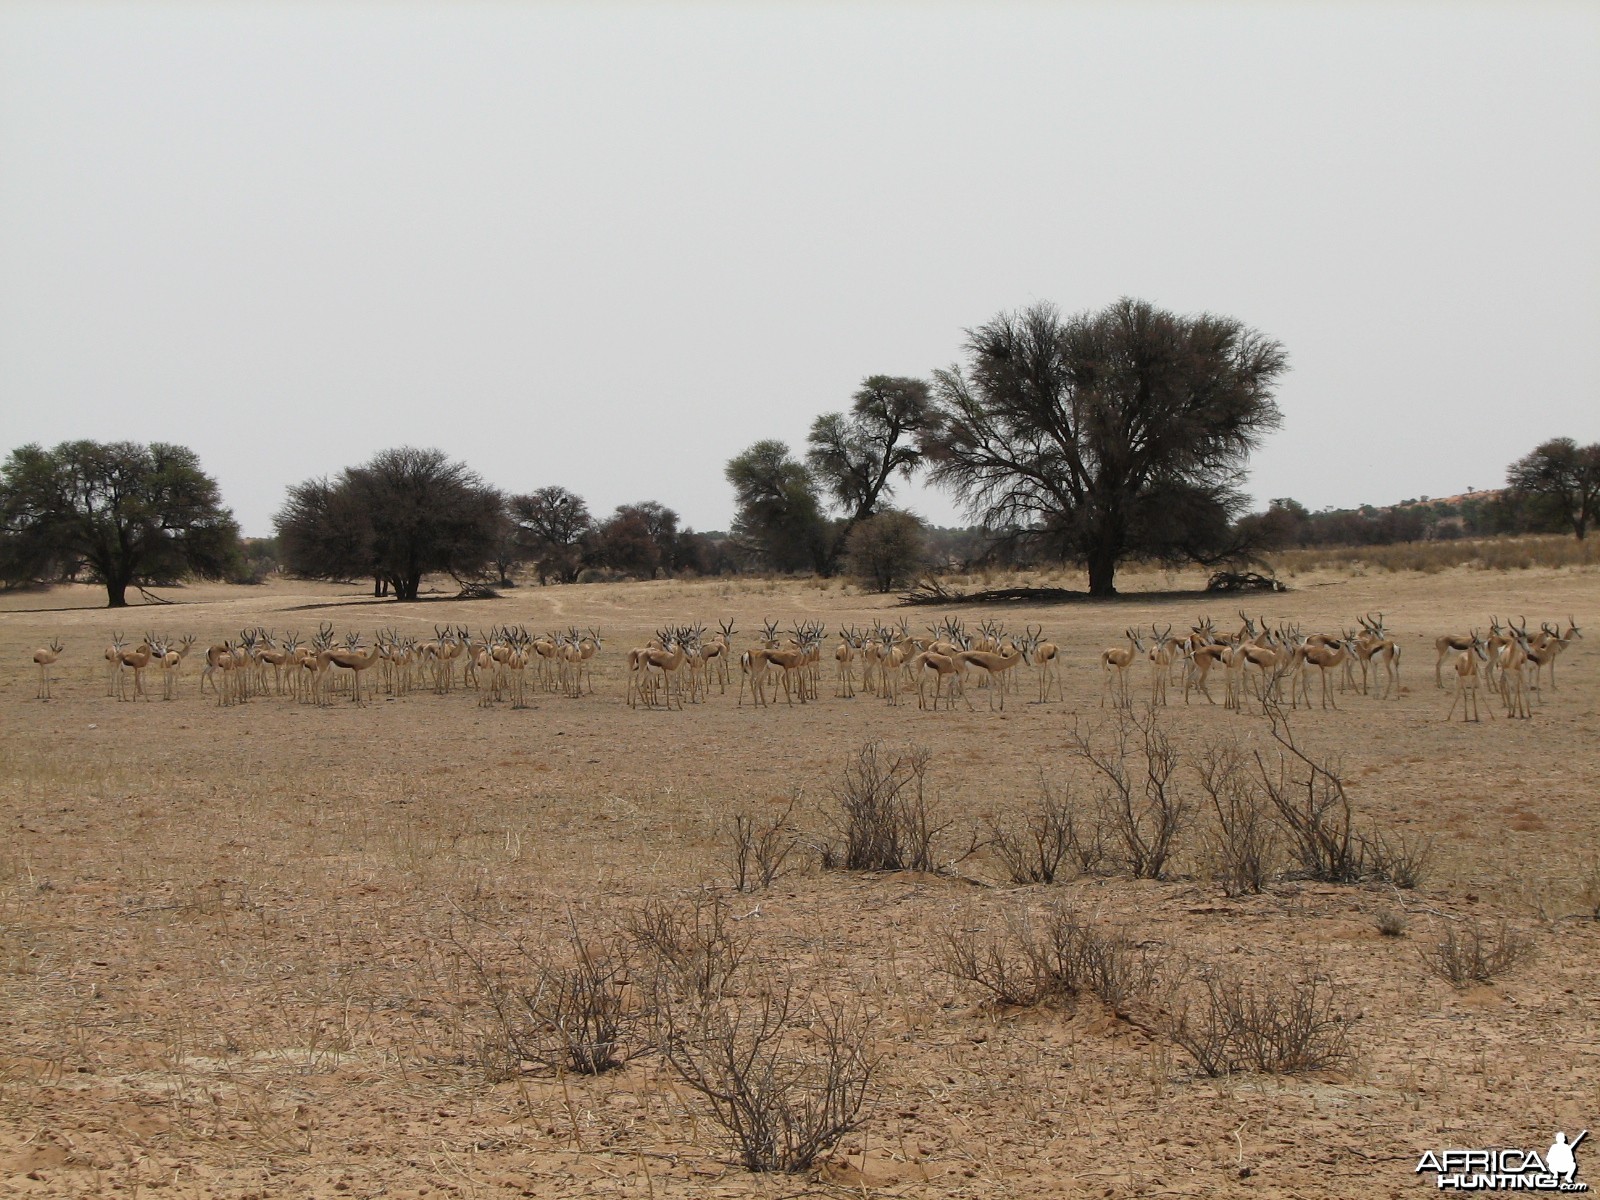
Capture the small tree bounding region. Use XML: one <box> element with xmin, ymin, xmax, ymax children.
<box><xmin>0</xmin><ymin>440</ymin><xmax>239</xmax><ymax>606</ymax></box>
<box><xmin>275</xmin><ymin>447</ymin><xmax>503</xmax><ymax>600</ymax></box>
<box><xmin>807</xmin><ymin>375</ymin><xmax>935</xmax><ymax>571</ymax></box>
<box><xmin>590</xmin><ymin>501</ymin><xmax>685</xmax><ymax>579</ymax></box>
<box><xmin>509</xmin><ymin>486</ymin><xmax>593</xmax><ymax>584</ymax></box>
<box><xmin>844</xmin><ymin>510</ymin><xmax>926</xmax><ymax>592</ymax></box>
<box><xmin>725</xmin><ymin>440</ymin><xmax>831</xmax><ymax>573</ymax></box>
<box><xmin>1507</xmin><ymin>438</ymin><xmax>1600</xmax><ymax>540</ymax></box>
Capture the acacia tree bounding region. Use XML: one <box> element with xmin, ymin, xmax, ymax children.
<box><xmin>725</xmin><ymin>440</ymin><xmax>831</xmax><ymax>573</ymax></box>
<box><xmin>927</xmin><ymin>299</ymin><xmax>1287</xmax><ymax>595</ymax></box>
<box><xmin>0</xmin><ymin>440</ymin><xmax>239</xmax><ymax>607</ymax></box>
<box><xmin>1507</xmin><ymin>438</ymin><xmax>1600</xmax><ymax>540</ymax></box>
<box><xmin>509</xmin><ymin>486</ymin><xmax>594</xmax><ymax>583</ymax></box>
<box><xmin>591</xmin><ymin>501</ymin><xmax>684</xmax><ymax>579</ymax></box>
<box><xmin>806</xmin><ymin>375</ymin><xmax>935</xmax><ymax>572</ymax></box>
<box><xmin>275</xmin><ymin>447</ymin><xmax>503</xmax><ymax>600</ymax></box>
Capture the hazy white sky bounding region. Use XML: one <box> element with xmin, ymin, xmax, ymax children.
<box><xmin>2</xmin><ymin>1</ymin><xmax>1596</xmax><ymax>536</ymax></box>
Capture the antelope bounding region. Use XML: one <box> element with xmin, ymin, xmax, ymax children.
<box><xmin>910</xmin><ymin>648</ymin><xmax>971</xmax><ymax>711</ymax></box>
<box><xmin>1354</xmin><ymin>613</ymin><xmax>1401</xmax><ymax>699</ymax></box>
<box><xmin>1293</xmin><ymin>634</ymin><xmax>1356</xmax><ymax>711</ymax></box>
<box><xmin>116</xmin><ymin>635</ymin><xmax>156</xmax><ymax>701</ymax></box>
<box><xmin>740</xmin><ymin>627</ymin><xmax>816</xmax><ymax>708</ymax></box>
<box><xmin>1184</xmin><ymin>641</ymin><xmax>1229</xmax><ymax>705</ymax></box>
<box><xmin>634</xmin><ymin>629</ymin><xmax>690</xmax><ymax>710</ymax></box>
<box><xmin>834</xmin><ymin>626</ymin><xmax>862</xmax><ymax>698</ymax></box>
<box><xmin>701</xmin><ymin>619</ymin><xmax>736</xmax><ymax>694</ymax></box>
<box><xmin>881</xmin><ymin>619</ymin><xmax>919</xmax><ymax>699</ymax></box>
<box><xmin>103</xmin><ymin>632</ymin><xmax>126</xmax><ymax>696</ymax></box>
<box><xmin>503</xmin><ymin>628</ymin><xmax>531</xmax><ymax>709</ymax></box>
<box><xmin>1445</xmin><ymin>633</ymin><xmax>1492</xmax><ymax>723</ymax></box>
<box><xmin>298</xmin><ymin>624</ymin><xmax>336</xmax><ymax>704</ymax></box>
<box><xmin>530</xmin><ymin>630</ymin><xmax>562</xmax><ymax>692</ymax></box>
<box><xmin>573</xmin><ymin>627</ymin><xmax>602</xmax><ymax>696</ymax></box>
<box><xmin>323</xmin><ymin>632</ymin><xmax>382</xmax><ymax>706</ymax></box>
<box><xmin>32</xmin><ymin>637</ymin><xmax>64</xmax><ymax>699</ymax></box>
<box><xmin>157</xmin><ymin>633</ymin><xmax>196</xmax><ymax>699</ymax></box>
<box><xmin>256</xmin><ymin>630</ymin><xmax>295</xmax><ymax>695</ymax></box>
<box><xmin>1482</xmin><ymin>616</ymin><xmax>1510</xmax><ymax>689</ymax></box>
<box><xmin>1146</xmin><ymin>624</ymin><xmax>1177</xmax><ymax>705</ymax></box>
<box><xmin>1531</xmin><ymin>617</ymin><xmax>1581</xmax><ymax>692</ymax></box>
<box><xmin>204</xmin><ymin>643</ymin><xmax>241</xmax><ymax>710</ymax></box>
<box><xmin>473</xmin><ymin>631</ymin><xmax>503</xmax><ymax>707</ymax></box>
<box><xmin>956</xmin><ymin>641</ymin><xmax>1030</xmax><ymax>710</ymax></box>
<box><xmin>1237</xmin><ymin>631</ymin><xmax>1291</xmax><ymax>707</ymax></box>
<box><xmin>1100</xmin><ymin>629</ymin><xmax>1145</xmax><ymax>708</ymax></box>
<box><xmin>859</xmin><ymin>624</ymin><xmax>891</xmax><ymax>697</ymax></box>
<box><xmin>1028</xmin><ymin>625</ymin><xmax>1062</xmax><ymax>703</ymax></box>
<box><xmin>1434</xmin><ymin>630</ymin><xmax>1479</xmax><ymax>688</ymax></box>
<box><xmin>1495</xmin><ymin>618</ymin><xmax>1535</xmax><ymax>719</ymax></box>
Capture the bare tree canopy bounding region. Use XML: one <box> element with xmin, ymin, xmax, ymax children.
<box><xmin>926</xmin><ymin>298</ymin><xmax>1287</xmax><ymax>595</ymax></box>
<box><xmin>0</xmin><ymin>440</ymin><xmax>239</xmax><ymax>607</ymax></box>
<box><xmin>275</xmin><ymin>447</ymin><xmax>503</xmax><ymax>600</ymax></box>
<box><xmin>1507</xmin><ymin>437</ymin><xmax>1600</xmax><ymax>540</ymax></box>
<box><xmin>844</xmin><ymin>510</ymin><xmax>927</xmax><ymax>593</ymax></box>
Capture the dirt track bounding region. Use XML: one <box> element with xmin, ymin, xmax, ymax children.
<box><xmin>1</xmin><ymin>566</ymin><xmax>1595</xmax><ymax>1198</ymax></box>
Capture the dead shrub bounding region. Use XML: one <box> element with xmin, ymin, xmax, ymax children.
<box><xmin>1367</xmin><ymin>830</ymin><xmax>1432</xmax><ymax>889</ymax></box>
<box><xmin>660</xmin><ymin>973</ymin><xmax>875</xmax><ymax>1174</ymax></box>
<box><xmin>623</xmin><ymin>893</ymin><xmax>751</xmax><ymax>1006</ymax></box>
<box><xmin>1420</xmin><ymin>919</ymin><xmax>1535</xmax><ymax>986</ymax></box>
<box><xmin>986</xmin><ymin>777</ymin><xmax>1100</xmax><ymax>885</ymax></box>
<box><xmin>827</xmin><ymin>741</ymin><xmax>965</xmax><ymax>873</ymax></box>
<box><xmin>1253</xmin><ymin>707</ymin><xmax>1366</xmax><ymax>883</ymax></box>
<box><xmin>1169</xmin><ymin>964</ymin><xmax>1355</xmax><ymax>1076</ymax></box>
<box><xmin>939</xmin><ymin>915</ymin><xmax>1042</xmax><ymax>1007</ymax></box>
<box><xmin>940</xmin><ymin>902</ymin><xmax>1167</xmax><ymax>1016</ymax></box>
<box><xmin>1024</xmin><ymin>903</ymin><xmax>1168</xmax><ymax>1015</ymax></box>
<box><xmin>1195</xmin><ymin>744</ymin><xmax>1278</xmax><ymax>896</ymax></box>
<box><xmin>1067</xmin><ymin>707</ymin><xmax>1189</xmax><ymax>880</ymax></box>
<box><xmin>727</xmin><ymin>793</ymin><xmax>799</xmax><ymax>892</ymax></box>
<box><xmin>462</xmin><ymin>913</ymin><xmax>643</xmax><ymax>1078</ymax></box>
<box><xmin>1375</xmin><ymin>909</ymin><xmax>1408</xmax><ymax>938</ymax></box>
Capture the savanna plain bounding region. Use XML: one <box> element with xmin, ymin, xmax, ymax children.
<box><xmin>1</xmin><ymin>562</ymin><xmax>1596</xmax><ymax>1199</ymax></box>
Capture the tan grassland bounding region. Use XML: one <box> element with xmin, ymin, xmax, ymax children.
<box><xmin>1</xmin><ymin>563</ymin><xmax>1596</xmax><ymax>1198</ymax></box>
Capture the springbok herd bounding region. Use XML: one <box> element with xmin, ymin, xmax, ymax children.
<box><xmin>26</xmin><ymin>610</ymin><xmax>1581</xmax><ymax>722</ymax></box>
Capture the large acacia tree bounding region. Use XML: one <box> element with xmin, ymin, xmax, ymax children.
<box><xmin>0</xmin><ymin>440</ymin><xmax>239</xmax><ymax>606</ymax></box>
<box><xmin>927</xmin><ymin>299</ymin><xmax>1287</xmax><ymax>595</ymax></box>
<box><xmin>1507</xmin><ymin>438</ymin><xmax>1600</xmax><ymax>540</ymax></box>
<box><xmin>275</xmin><ymin>447</ymin><xmax>503</xmax><ymax>600</ymax></box>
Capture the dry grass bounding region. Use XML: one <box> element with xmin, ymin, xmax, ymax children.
<box><xmin>1266</xmin><ymin>533</ymin><xmax>1599</xmax><ymax>576</ymax></box>
<box><xmin>0</xmin><ymin>568</ymin><xmax>1593</xmax><ymax>1197</ymax></box>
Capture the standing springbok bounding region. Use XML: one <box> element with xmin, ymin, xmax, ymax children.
<box><xmin>32</xmin><ymin>638</ymin><xmax>64</xmax><ymax>699</ymax></box>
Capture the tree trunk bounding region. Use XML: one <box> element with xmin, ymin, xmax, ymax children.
<box><xmin>373</xmin><ymin>577</ymin><xmax>389</xmax><ymax>597</ymax></box>
<box><xmin>1087</xmin><ymin>547</ymin><xmax>1118</xmax><ymax>597</ymax></box>
<box><xmin>105</xmin><ymin>578</ymin><xmax>130</xmax><ymax>607</ymax></box>
<box><xmin>396</xmin><ymin>574</ymin><xmax>422</xmax><ymax>601</ymax></box>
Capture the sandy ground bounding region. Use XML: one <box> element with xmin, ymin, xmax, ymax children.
<box><xmin>0</xmin><ymin>564</ymin><xmax>1596</xmax><ymax>1198</ymax></box>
